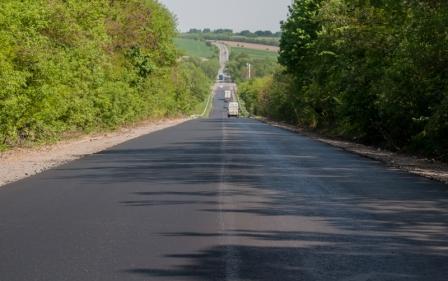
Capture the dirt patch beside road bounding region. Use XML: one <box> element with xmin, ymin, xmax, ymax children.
<box><xmin>0</xmin><ymin>118</ymin><xmax>189</xmax><ymax>187</ymax></box>
<box><xmin>258</xmin><ymin>118</ymin><xmax>448</xmax><ymax>184</ymax></box>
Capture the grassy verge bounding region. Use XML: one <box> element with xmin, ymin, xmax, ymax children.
<box><xmin>192</xmin><ymin>88</ymin><xmax>214</xmax><ymax>118</ymax></box>
<box><xmin>180</xmin><ymin>33</ymin><xmax>280</xmax><ymax>47</ymax></box>
<box><xmin>237</xmin><ymin>95</ymin><xmax>250</xmax><ymax>117</ymax></box>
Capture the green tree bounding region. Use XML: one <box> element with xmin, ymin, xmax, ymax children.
<box><xmin>0</xmin><ymin>0</ymin><xmax>216</xmax><ymax>149</ymax></box>
<box><xmin>246</xmin><ymin>0</ymin><xmax>448</xmax><ymax>160</ymax></box>
<box><xmin>279</xmin><ymin>0</ymin><xmax>322</xmax><ymax>75</ymax></box>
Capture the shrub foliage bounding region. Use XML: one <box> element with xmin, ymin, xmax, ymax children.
<box><xmin>0</xmin><ymin>0</ymin><xmax>213</xmax><ymax>148</ymax></box>
<box><xmin>240</xmin><ymin>0</ymin><xmax>448</xmax><ymax>160</ymax></box>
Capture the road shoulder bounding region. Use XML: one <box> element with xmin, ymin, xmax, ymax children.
<box><xmin>257</xmin><ymin>117</ymin><xmax>448</xmax><ymax>184</ymax></box>
<box><xmin>0</xmin><ymin>118</ymin><xmax>189</xmax><ymax>187</ymax></box>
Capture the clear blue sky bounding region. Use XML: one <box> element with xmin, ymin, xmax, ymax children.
<box><xmin>158</xmin><ymin>0</ymin><xmax>291</xmax><ymax>32</ymax></box>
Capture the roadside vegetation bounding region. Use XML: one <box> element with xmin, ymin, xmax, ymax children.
<box><xmin>228</xmin><ymin>48</ymin><xmax>278</xmax><ymax>83</ymax></box>
<box><xmin>239</xmin><ymin>0</ymin><xmax>448</xmax><ymax>161</ymax></box>
<box><xmin>174</xmin><ymin>37</ymin><xmax>220</xmax><ymax>81</ymax></box>
<box><xmin>0</xmin><ymin>0</ymin><xmax>217</xmax><ymax>150</ymax></box>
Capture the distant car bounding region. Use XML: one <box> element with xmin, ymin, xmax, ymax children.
<box><xmin>224</xmin><ymin>90</ymin><xmax>231</xmax><ymax>102</ymax></box>
<box><xmin>228</xmin><ymin>102</ymin><xmax>239</xmax><ymax>118</ymax></box>
<box><xmin>218</xmin><ymin>74</ymin><xmax>224</xmax><ymax>81</ymax></box>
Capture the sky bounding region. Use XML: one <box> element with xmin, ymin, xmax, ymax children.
<box><xmin>158</xmin><ymin>0</ymin><xmax>292</xmax><ymax>32</ymax></box>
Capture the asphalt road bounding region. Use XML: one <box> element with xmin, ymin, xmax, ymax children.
<box><xmin>1</xmin><ymin>84</ymin><xmax>448</xmax><ymax>280</ymax></box>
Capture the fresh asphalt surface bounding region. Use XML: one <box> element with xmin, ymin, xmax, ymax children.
<box><xmin>1</xmin><ymin>85</ymin><xmax>448</xmax><ymax>281</ymax></box>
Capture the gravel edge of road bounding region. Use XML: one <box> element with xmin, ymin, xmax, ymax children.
<box><xmin>0</xmin><ymin>118</ymin><xmax>190</xmax><ymax>188</ymax></box>
<box><xmin>256</xmin><ymin>117</ymin><xmax>448</xmax><ymax>185</ymax></box>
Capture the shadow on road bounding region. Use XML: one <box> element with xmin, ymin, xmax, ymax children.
<box><xmin>123</xmin><ymin>240</ymin><xmax>446</xmax><ymax>281</ymax></box>
<box><xmin>56</xmin><ymin>118</ymin><xmax>448</xmax><ymax>280</ymax></box>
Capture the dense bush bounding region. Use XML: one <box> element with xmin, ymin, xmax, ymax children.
<box><xmin>0</xmin><ymin>0</ymin><xmax>214</xmax><ymax>148</ymax></box>
<box><xmin>184</xmin><ymin>56</ymin><xmax>220</xmax><ymax>81</ymax></box>
<box><xmin>240</xmin><ymin>0</ymin><xmax>448</xmax><ymax>160</ymax></box>
<box><xmin>240</xmin><ymin>70</ymin><xmax>298</xmax><ymax>122</ymax></box>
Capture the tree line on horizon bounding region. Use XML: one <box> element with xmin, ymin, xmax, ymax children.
<box><xmin>187</xmin><ymin>28</ymin><xmax>282</xmax><ymax>38</ymax></box>
<box><xmin>239</xmin><ymin>0</ymin><xmax>448</xmax><ymax>161</ymax></box>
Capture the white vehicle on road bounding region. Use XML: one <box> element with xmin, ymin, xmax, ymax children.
<box><xmin>224</xmin><ymin>90</ymin><xmax>232</xmax><ymax>102</ymax></box>
<box><xmin>228</xmin><ymin>102</ymin><xmax>239</xmax><ymax>118</ymax></box>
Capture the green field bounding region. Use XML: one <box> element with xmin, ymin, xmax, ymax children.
<box><xmin>174</xmin><ymin>38</ymin><xmax>217</xmax><ymax>58</ymax></box>
<box><xmin>179</xmin><ymin>33</ymin><xmax>280</xmax><ymax>47</ymax></box>
<box><xmin>230</xmin><ymin>47</ymin><xmax>279</xmax><ymax>61</ymax></box>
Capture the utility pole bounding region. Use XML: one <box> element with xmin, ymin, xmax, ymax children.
<box><xmin>246</xmin><ymin>63</ymin><xmax>251</xmax><ymax>80</ymax></box>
